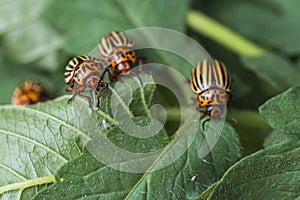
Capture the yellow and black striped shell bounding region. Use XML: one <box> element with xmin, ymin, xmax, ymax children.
<box><xmin>64</xmin><ymin>55</ymin><xmax>106</xmax><ymax>92</ymax></box>
<box><xmin>98</xmin><ymin>31</ymin><xmax>134</xmax><ymax>58</ymax></box>
<box><xmin>97</xmin><ymin>31</ymin><xmax>137</xmax><ymax>77</ymax></box>
<box><xmin>190</xmin><ymin>60</ymin><xmax>232</xmax><ymax>119</ymax></box>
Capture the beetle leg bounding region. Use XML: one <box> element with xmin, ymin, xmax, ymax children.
<box><xmin>102</xmin><ymin>65</ymin><xmax>116</xmax><ymax>82</ymax></box>
<box><xmin>68</xmin><ymin>91</ymin><xmax>79</xmax><ymax>104</ymax></box>
<box><xmin>96</xmin><ymin>82</ymin><xmax>108</xmax><ymax>108</ymax></box>
<box><xmin>77</xmin><ymin>94</ymin><xmax>93</xmax><ymax>109</ymax></box>
<box><xmin>68</xmin><ymin>92</ymin><xmax>92</xmax><ymax>108</ymax></box>
<box><xmin>67</xmin><ymin>97</ymin><xmax>73</xmax><ymax>104</ymax></box>
<box><xmin>96</xmin><ymin>82</ymin><xmax>108</xmax><ymax>98</ymax></box>
<box><xmin>66</xmin><ymin>82</ymin><xmax>76</xmax><ymax>103</ymax></box>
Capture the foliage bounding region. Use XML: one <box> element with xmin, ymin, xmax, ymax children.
<box><xmin>0</xmin><ymin>0</ymin><xmax>299</xmax><ymax>199</ymax></box>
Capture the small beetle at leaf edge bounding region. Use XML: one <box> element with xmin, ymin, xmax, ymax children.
<box><xmin>11</xmin><ymin>80</ymin><xmax>49</xmax><ymax>106</ymax></box>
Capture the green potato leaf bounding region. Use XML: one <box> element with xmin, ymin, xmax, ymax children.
<box><xmin>0</xmin><ymin>0</ymin><xmax>51</xmax><ymax>34</ymax></box>
<box><xmin>0</xmin><ymin>0</ymin><xmax>64</xmax><ymax>73</ymax></box>
<box><xmin>0</xmin><ymin>73</ymin><xmax>167</xmax><ymax>199</ymax></box>
<box><xmin>41</xmin><ymin>0</ymin><xmax>208</xmax><ymax>79</ymax></box>
<box><xmin>264</xmin><ymin>130</ymin><xmax>299</xmax><ymax>148</ymax></box>
<box><xmin>240</xmin><ymin>52</ymin><xmax>300</xmax><ymax>91</ymax></box>
<box><xmin>33</xmin><ymin>122</ymin><xmax>241</xmax><ymax>200</ymax></box>
<box><xmin>2</xmin><ymin>21</ymin><xmax>63</xmax><ymax>66</ymax></box>
<box><xmin>42</xmin><ymin>0</ymin><xmax>191</xmax><ymax>54</ymax></box>
<box><xmin>207</xmin><ymin>141</ymin><xmax>300</xmax><ymax>200</ymax></box>
<box><xmin>0</xmin><ymin>96</ymin><xmax>83</xmax><ymax>199</ymax></box>
<box><xmin>31</xmin><ymin>74</ymin><xmax>241</xmax><ymax>199</ymax></box>
<box><xmin>259</xmin><ymin>87</ymin><xmax>300</xmax><ymax>135</ymax></box>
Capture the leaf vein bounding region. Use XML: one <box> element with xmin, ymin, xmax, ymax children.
<box><xmin>0</xmin><ymin>129</ymin><xmax>68</xmax><ymax>163</ymax></box>
<box><xmin>1</xmin><ymin>105</ymin><xmax>90</xmax><ymax>142</ymax></box>
<box><xmin>0</xmin><ymin>163</ymin><xmax>27</xmax><ymax>180</ymax></box>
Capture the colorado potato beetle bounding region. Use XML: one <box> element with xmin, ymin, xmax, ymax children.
<box><xmin>11</xmin><ymin>80</ymin><xmax>49</xmax><ymax>106</ymax></box>
<box><xmin>64</xmin><ymin>55</ymin><xmax>109</xmax><ymax>108</ymax></box>
<box><xmin>97</xmin><ymin>31</ymin><xmax>144</xmax><ymax>81</ymax></box>
<box><xmin>190</xmin><ymin>60</ymin><xmax>232</xmax><ymax>129</ymax></box>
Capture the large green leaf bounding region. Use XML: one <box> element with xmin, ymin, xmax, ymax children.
<box><xmin>41</xmin><ymin>0</ymin><xmax>207</xmax><ymax>79</ymax></box>
<box><xmin>31</xmin><ymin>73</ymin><xmax>241</xmax><ymax>199</ymax></box>
<box><xmin>259</xmin><ymin>87</ymin><xmax>300</xmax><ymax>135</ymax></box>
<box><xmin>0</xmin><ymin>0</ymin><xmax>65</xmax><ymax>73</ymax></box>
<box><xmin>240</xmin><ymin>52</ymin><xmax>300</xmax><ymax>90</ymax></box>
<box><xmin>125</xmin><ymin>123</ymin><xmax>241</xmax><ymax>200</ymax></box>
<box><xmin>2</xmin><ymin>21</ymin><xmax>63</xmax><ymax>68</ymax></box>
<box><xmin>0</xmin><ymin>96</ymin><xmax>83</xmax><ymax>199</ymax></box>
<box><xmin>42</xmin><ymin>0</ymin><xmax>191</xmax><ymax>54</ymax></box>
<box><xmin>0</xmin><ymin>0</ymin><xmax>52</xmax><ymax>35</ymax></box>
<box><xmin>32</xmin><ymin>115</ymin><xmax>168</xmax><ymax>199</ymax></box>
<box><xmin>207</xmin><ymin>141</ymin><xmax>300</xmax><ymax>200</ymax></box>
<box><xmin>33</xmin><ymin>122</ymin><xmax>241</xmax><ymax>200</ymax></box>
<box><xmin>264</xmin><ymin>130</ymin><xmax>299</xmax><ymax>148</ymax></box>
<box><xmin>0</xmin><ymin>73</ymin><xmax>169</xmax><ymax>198</ymax></box>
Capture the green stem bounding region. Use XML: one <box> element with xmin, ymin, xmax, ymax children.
<box><xmin>109</xmin><ymin>85</ymin><xmax>134</xmax><ymax>119</ymax></box>
<box><xmin>187</xmin><ymin>10</ymin><xmax>265</xmax><ymax>57</ymax></box>
<box><xmin>136</xmin><ymin>77</ymin><xmax>151</xmax><ymax>117</ymax></box>
<box><xmin>166</xmin><ymin>107</ymin><xmax>182</xmax><ymax>121</ymax></box>
<box><xmin>233</xmin><ymin>109</ymin><xmax>269</xmax><ymax>129</ymax></box>
<box><xmin>97</xmin><ymin>109</ymin><xmax>118</xmax><ymax>125</ymax></box>
<box><xmin>0</xmin><ymin>176</ymin><xmax>55</xmax><ymax>194</ymax></box>
<box><xmin>125</xmin><ymin>120</ymin><xmax>195</xmax><ymax>199</ymax></box>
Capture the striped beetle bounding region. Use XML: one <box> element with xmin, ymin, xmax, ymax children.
<box><xmin>64</xmin><ymin>55</ymin><xmax>108</xmax><ymax>108</ymax></box>
<box><xmin>98</xmin><ymin>31</ymin><xmax>144</xmax><ymax>81</ymax></box>
<box><xmin>11</xmin><ymin>80</ymin><xmax>49</xmax><ymax>106</ymax></box>
<box><xmin>190</xmin><ymin>60</ymin><xmax>232</xmax><ymax>129</ymax></box>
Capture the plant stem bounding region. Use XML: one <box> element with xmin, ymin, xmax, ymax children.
<box><xmin>187</xmin><ymin>10</ymin><xmax>265</xmax><ymax>57</ymax></box>
<box><xmin>97</xmin><ymin>109</ymin><xmax>118</xmax><ymax>125</ymax></box>
<box><xmin>136</xmin><ymin>77</ymin><xmax>151</xmax><ymax>118</ymax></box>
<box><xmin>166</xmin><ymin>107</ymin><xmax>182</xmax><ymax>121</ymax></box>
<box><xmin>233</xmin><ymin>110</ymin><xmax>269</xmax><ymax>129</ymax></box>
<box><xmin>109</xmin><ymin>85</ymin><xmax>134</xmax><ymax>119</ymax></box>
<box><xmin>0</xmin><ymin>176</ymin><xmax>55</xmax><ymax>194</ymax></box>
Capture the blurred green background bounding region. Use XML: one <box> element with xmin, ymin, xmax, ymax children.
<box><xmin>1</xmin><ymin>0</ymin><xmax>300</xmax><ymax>155</ymax></box>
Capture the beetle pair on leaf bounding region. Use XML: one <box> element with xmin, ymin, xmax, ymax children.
<box><xmin>64</xmin><ymin>31</ymin><xmax>142</xmax><ymax>108</ymax></box>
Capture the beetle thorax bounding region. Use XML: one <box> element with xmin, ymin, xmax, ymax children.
<box><xmin>198</xmin><ymin>88</ymin><xmax>229</xmax><ymax>108</ymax></box>
<box><xmin>107</xmin><ymin>48</ymin><xmax>136</xmax><ymax>72</ymax></box>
